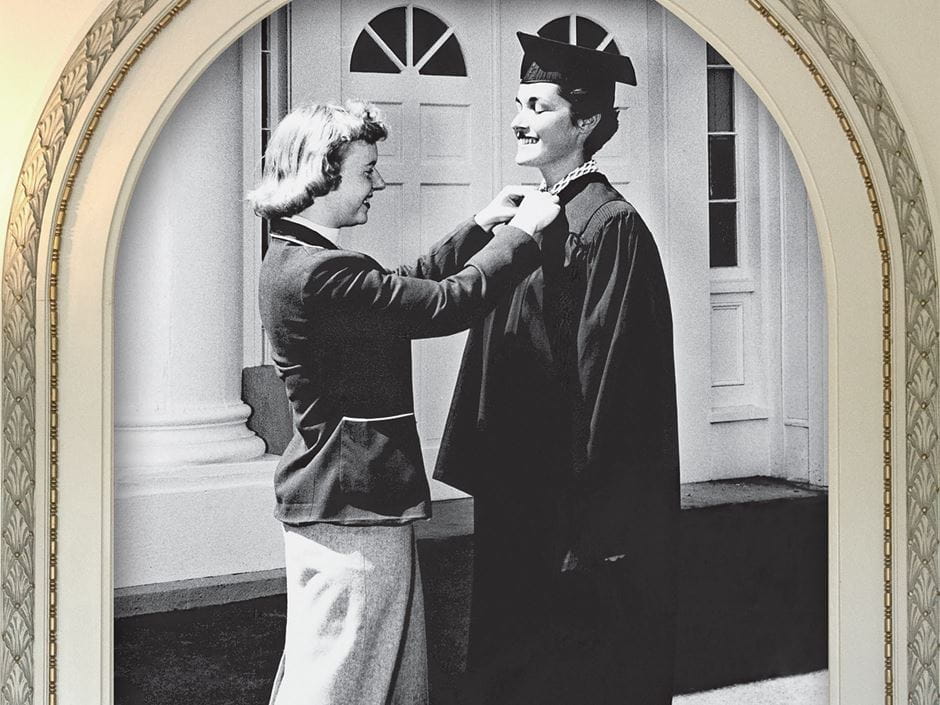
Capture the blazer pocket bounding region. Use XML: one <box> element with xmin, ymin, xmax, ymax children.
<box><xmin>338</xmin><ymin>413</ymin><xmax>426</xmax><ymax>507</ymax></box>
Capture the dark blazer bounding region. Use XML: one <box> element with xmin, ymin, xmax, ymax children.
<box><xmin>259</xmin><ymin>216</ymin><xmax>540</xmax><ymax>525</ymax></box>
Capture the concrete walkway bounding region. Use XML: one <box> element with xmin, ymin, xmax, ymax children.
<box><xmin>675</xmin><ymin>671</ymin><xmax>828</xmax><ymax>704</ymax></box>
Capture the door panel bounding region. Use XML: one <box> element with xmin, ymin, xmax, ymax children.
<box><xmin>291</xmin><ymin>0</ymin><xmax>493</xmax><ymax>470</ymax></box>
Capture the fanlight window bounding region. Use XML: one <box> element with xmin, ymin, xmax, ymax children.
<box><xmin>351</xmin><ymin>5</ymin><xmax>467</xmax><ymax>76</ymax></box>
<box><xmin>537</xmin><ymin>14</ymin><xmax>621</xmax><ymax>55</ymax></box>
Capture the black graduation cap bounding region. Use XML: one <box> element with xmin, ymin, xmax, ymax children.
<box><xmin>518</xmin><ymin>31</ymin><xmax>636</xmax><ymax>88</ymax></box>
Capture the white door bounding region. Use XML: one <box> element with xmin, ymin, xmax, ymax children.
<box><xmin>290</xmin><ymin>0</ymin><xmax>494</xmax><ymax>470</ymax></box>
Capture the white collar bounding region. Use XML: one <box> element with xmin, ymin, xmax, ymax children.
<box><xmin>284</xmin><ymin>214</ymin><xmax>340</xmax><ymax>244</ymax></box>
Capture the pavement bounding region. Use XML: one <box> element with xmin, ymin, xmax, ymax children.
<box><xmin>675</xmin><ymin>671</ymin><xmax>828</xmax><ymax>704</ymax></box>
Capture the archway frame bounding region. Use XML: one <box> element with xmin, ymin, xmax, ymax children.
<box><xmin>0</xmin><ymin>0</ymin><xmax>935</xmax><ymax>704</ymax></box>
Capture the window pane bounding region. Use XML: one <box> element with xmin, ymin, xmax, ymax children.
<box><xmin>350</xmin><ymin>32</ymin><xmax>401</xmax><ymax>74</ymax></box>
<box><xmin>576</xmin><ymin>16</ymin><xmax>608</xmax><ymax>49</ymax></box>
<box><xmin>708</xmin><ymin>135</ymin><xmax>737</xmax><ymax>199</ymax></box>
<box><xmin>419</xmin><ymin>34</ymin><xmax>466</xmax><ymax>76</ymax></box>
<box><xmin>709</xmin><ymin>202</ymin><xmax>737</xmax><ymax>267</ymax></box>
<box><xmin>413</xmin><ymin>8</ymin><xmax>447</xmax><ymax>64</ymax></box>
<box><xmin>538</xmin><ymin>17</ymin><xmax>569</xmax><ymax>43</ymax></box>
<box><xmin>707</xmin><ymin>44</ymin><xmax>730</xmax><ymax>66</ymax></box>
<box><xmin>707</xmin><ymin>68</ymin><xmax>734</xmax><ymax>132</ymax></box>
<box><xmin>369</xmin><ymin>7</ymin><xmax>407</xmax><ymax>65</ymax></box>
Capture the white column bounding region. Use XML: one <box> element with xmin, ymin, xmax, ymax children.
<box><xmin>114</xmin><ymin>43</ymin><xmax>266</xmax><ymax>469</ymax></box>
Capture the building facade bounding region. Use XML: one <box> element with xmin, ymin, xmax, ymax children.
<box><xmin>113</xmin><ymin>0</ymin><xmax>826</xmax><ymax>593</ymax></box>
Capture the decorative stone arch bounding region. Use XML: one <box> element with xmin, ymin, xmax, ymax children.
<box><xmin>1</xmin><ymin>1</ymin><xmax>935</xmax><ymax>704</ymax></box>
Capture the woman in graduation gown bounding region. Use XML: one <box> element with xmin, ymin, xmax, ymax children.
<box><xmin>435</xmin><ymin>33</ymin><xmax>680</xmax><ymax>705</ymax></box>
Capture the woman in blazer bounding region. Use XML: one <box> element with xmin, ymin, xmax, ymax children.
<box><xmin>248</xmin><ymin>100</ymin><xmax>558</xmax><ymax>705</ymax></box>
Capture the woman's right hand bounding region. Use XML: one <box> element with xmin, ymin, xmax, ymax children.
<box><xmin>474</xmin><ymin>184</ymin><xmax>536</xmax><ymax>231</ymax></box>
<box><xmin>508</xmin><ymin>191</ymin><xmax>561</xmax><ymax>240</ymax></box>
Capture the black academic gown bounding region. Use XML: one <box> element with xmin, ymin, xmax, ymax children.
<box><xmin>435</xmin><ymin>174</ymin><xmax>679</xmax><ymax>705</ymax></box>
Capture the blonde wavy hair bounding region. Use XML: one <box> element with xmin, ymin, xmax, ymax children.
<box><xmin>247</xmin><ymin>100</ymin><xmax>388</xmax><ymax>219</ymax></box>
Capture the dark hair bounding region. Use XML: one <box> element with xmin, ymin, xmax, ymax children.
<box><xmin>558</xmin><ymin>85</ymin><xmax>620</xmax><ymax>159</ymax></box>
<box><xmin>248</xmin><ymin>100</ymin><xmax>388</xmax><ymax>219</ymax></box>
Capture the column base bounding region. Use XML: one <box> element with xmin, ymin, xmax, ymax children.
<box><xmin>114</xmin><ymin>454</ymin><xmax>283</xmax><ymax>588</ymax></box>
<box><xmin>114</xmin><ymin>464</ymin><xmax>471</xmax><ymax>590</ymax></box>
<box><xmin>115</xmin><ymin>401</ymin><xmax>267</xmax><ymax>467</ymax></box>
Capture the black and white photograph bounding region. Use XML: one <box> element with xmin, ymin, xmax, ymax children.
<box><xmin>110</xmin><ymin>2</ymin><xmax>828</xmax><ymax>703</ymax></box>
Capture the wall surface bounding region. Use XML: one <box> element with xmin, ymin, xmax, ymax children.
<box><xmin>0</xmin><ymin>0</ymin><xmax>105</xmax><ymax>252</ymax></box>
<box><xmin>1</xmin><ymin>1</ymin><xmax>938</xmax><ymax>703</ymax></box>
<box><xmin>825</xmin><ymin>0</ymin><xmax>940</xmax><ymax>204</ymax></box>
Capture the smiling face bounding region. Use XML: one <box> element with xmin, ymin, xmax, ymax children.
<box><xmin>315</xmin><ymin>140</ymin><xmax>386</xmax><ymax>228</ymax></box>
<box><xmin>511</xmin><ymin>82</ymin><xmax>588</xmax><ymax>182</ymax></box>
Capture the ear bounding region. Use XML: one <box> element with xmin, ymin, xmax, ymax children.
<box><xmin>577</xmin><ymin>113</ymin><xmax>601</xmax><ymax>133</ymax></box>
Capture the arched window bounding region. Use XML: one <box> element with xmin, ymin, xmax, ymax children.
<box><xmin>537</xmin><ymin>14</ymin><xmax>621</xmax><ymax>55</ymax></box>
<box><xmin>350</xmin><ymin>5</ymin><xmax>467</xmax><ymax>77</ymax></box>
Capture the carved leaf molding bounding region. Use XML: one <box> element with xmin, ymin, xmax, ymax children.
<box><xmin>1</xmin><ymin>2</ymin><xmax>161</xmax><ymax>703</ymax></box>
<box><xmin>774</xmin><ymin>2</ymin><xmax>939</xmax><ymax>703</ymax></box>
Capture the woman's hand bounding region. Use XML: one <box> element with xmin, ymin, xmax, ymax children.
<box><xmin>474</xmin><ymin>185</ymin><xmax>537</xmax><ymax>231</ymax></box>
<box><xmin>507</xmin><ymin>191</ymin><xmax>561</xmax><ymax>242</ymax></box>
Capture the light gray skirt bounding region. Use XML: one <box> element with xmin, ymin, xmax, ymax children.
<box><xmin>269</xmin><ymin>522</ymin><xmax>428</xmax><ymax>705</ymax></box>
